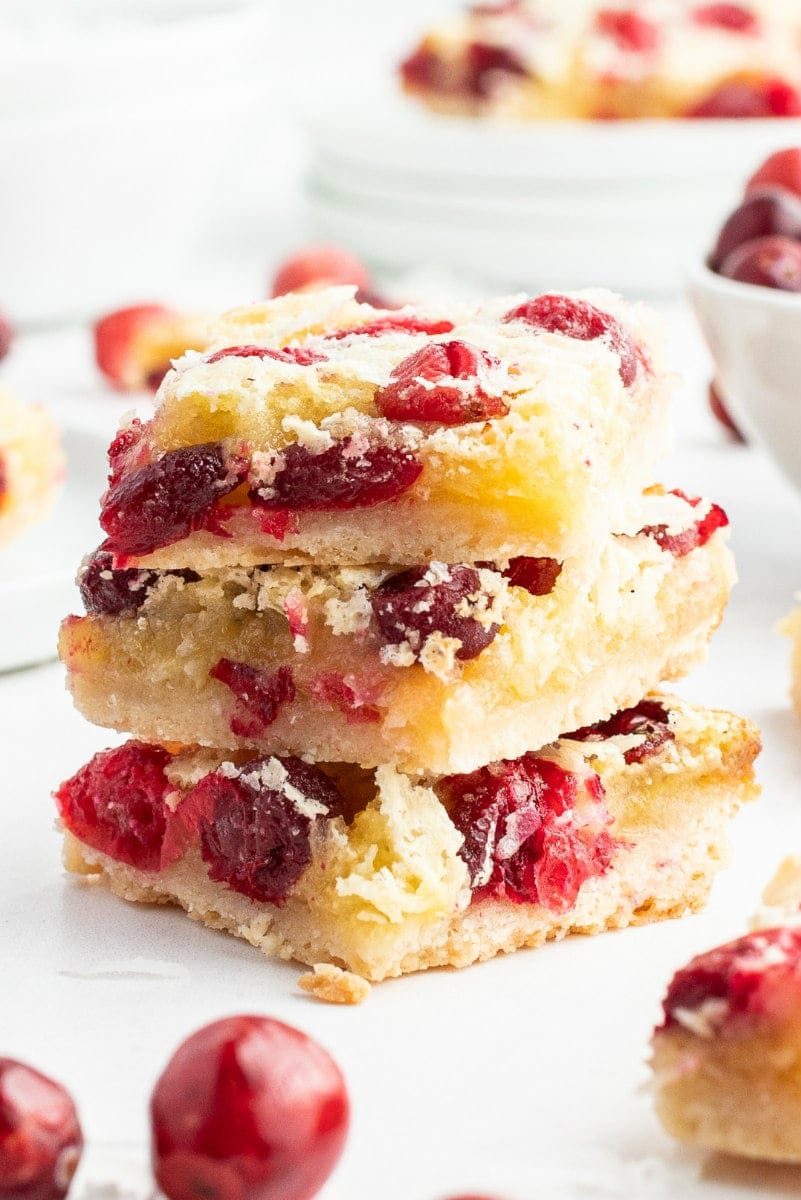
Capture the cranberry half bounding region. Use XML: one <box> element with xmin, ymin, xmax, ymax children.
<box><xmin>375</xmin><ymin>341</ymin><xmax>509</xmax><ymax>425</ymax></box>
<box><xmin>151</xmin><ymin>1015</ymin><xmax>349</xmax><ymax>1200</ymax></box>
<box><xmin>0</xmin><ymin>1059</ymin><xmax>83</xmax><ymax>1200</ymax></box>
<box><xmin>503</xmin><ymin>295</ymin><xmax>638</xmax><ymax>387</ymax></box>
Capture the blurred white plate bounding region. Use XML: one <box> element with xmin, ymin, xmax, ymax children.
<box><xmin>0</xmin><ymin>426</ymin><xmax>106</xmax><ymax>673</ymax></box>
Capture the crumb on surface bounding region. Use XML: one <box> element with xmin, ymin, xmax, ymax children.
<box><xmin>298</xmin><ymin>963</ymin><xmax>372</xmax><ymax>1005</ymax></box>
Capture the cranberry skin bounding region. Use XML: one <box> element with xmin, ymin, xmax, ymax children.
<box><xmin>567</xmin><ymin>699</ymin><xmax>674</xmax><ymax>765</ymax></box>
<box><xmin>375</xmin><ymin>341</ymin><xmax>509</xmax><ymax>425</ymax></box>
<box><xmin>747</xmin><ymin>147</ymin><xmax>801</xmax><ymax>201</ymax></box>
<box><xmin>209</xmin><ymin>661</ymin><xmax>295</xmax><ymax>738</ymax></box>
<box><xmin>270</xmin><ymin>245</ymin><xmax>371</xmax><ymax>298</ymax></box>
<box><xmin>503</xmin><ymin>295</ymin><xmax>638</xmax><ymax>387</ymax></box>
<box><xmin>0</xmin><ymin>313</ymin><xmax>15</xmax><ymax>362</ymax></box>
<box><xmin>502</xmin><ymin>556</ymin><xmax>562</xmax><ymax>596</ymax></box>
<box><xmin>371</xmin><ymin>565</ymin><xmax>499</xmax><ymax>662</ymax></box>
<box><xmin>0</xmin><ymin>1059</ymin><xmax>83</xmax><ymax>1200</ymax></box>
<box><xmin>55</xmin><ymin>742</ymin><xmax>174</xmax><ymax>871</ymax></box>
<box><xmin>206</xmin><ymin>345</ymin><xmax>327</xmax><ymax>367</ymax></box>
<box><xmin>151</xmin><ymin>1015</ymin><xmax>349</xmax><ymax>1200</ymax></box>
<box><xmin>327</xmin><ymin>315</ymin><xmax>454</xmax><ymax>341</ymax></box>
<box><xmin>464</xmin><ymin>42</ymin><xmax>528</xmax><ymax>98</ymax></box>
<box><xmin>692</xmin><ymin>4</ymin><xmax>759</xmax><ymax>33</ymax></box>
<box><xmin>400</xmin><ymin>45</ymin><xmax>444</xmax><ymax>92</ymax></box>
<box><xmin>595</xmin><ymin>9</ymin><xmax>660</xmax><ymax>52</ymax></box>
<box><xmin>192</xmin><ymin>757</ymin><xmax>345</xmax><ymax>905</ymax></box>
<box><xmin>719</xmin><ymin>234</ymin><xmax>801</xmax><ymax>291</ymax></box>
<box><xmin>688</xmin><ymin>78</ymin><xmax>801</xmax><ymax>118</ymax></box>
<box><xmin>709</xmin><ymin>189</ymin><xmax>801</xmax><ymax>270</ymax></box>
<box><xmin>79</xmin><ymin>550</ymin><xmax>199</xmax><ymax>616</ymax></box>
<box><xmin>708</xmin><ymin>381</ymin><xmax>745</xmax><ymax>441</ymax></box>
<box><xmin>639</xmin><ymin>490</ymin><xmax>729</xmax><ymax>558</ymax></box>
<box><xmin>250</xmin><ymin>436</ymin><xmax>423</xmax><ymax>512</ymax></box>
<box><xmin>100</xmin><ymin>443</ymin><xmax>246</xmax><ymax>558</ymax></box>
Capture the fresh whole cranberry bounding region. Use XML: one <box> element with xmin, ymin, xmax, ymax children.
<box><xmin>206</xmin><ymin>345</ymin><xmax>327</xmax><ymax>367</ymax></box>
<box><xmin>692</xmin><ymin>4</ymin><xmax>760</xmax><ymax>33</ymax></box>
<box><xmin>0</xmin><ymin>313</ymin><xmax>15</xmax><ymax>362</ymax></box>
<box><xmin>100</xmin><ymin>442</ymin><xmax>247</xmax><ymax>558</ymax></box>
<box><xmin>503</xmin><ymin>295</ymin><xmax>638</xmax><ymax>387</ymax></box>
<box><xmin>375</xmin><ymin>341</ymin><xmax>509</xmax><ymax>426</ymax></box>
<box><xmin>270</xmin><ymin>245</ymin><xmax>371</xmax><ymax>298</ymax></box>
<box><xmin>55</xmin><ymin>742</ymin><xmax>177</xmax><ymax>871</ymax></box>
<box><xmin>688</xmin><ymin>78</ymin><xmax>801</xmax><ymax>118</ymax></box>
<box><xmin>746</xmin><ymin>147</ymin><xmax>801</xmax><ymax>201</ymax></box>
<box><xmin>595</xmin><ymin>9</ymin><xmax>660</xmax><ymax>52</ymax></box>
<box><xmin>719</xmin><ymin>234</ymin><xmax>801</xmax><ymax>290</ymax></box>
<box><xmin>249</xmin><ymin>434</ymin><xmax>422</xmax><ymax>512</ymax></box>
<box><xmin>708</xmin><ymin>189</ymin><xmax>801</xmax><ymax>270</ymax></box>
<box><xmin>0</xmin><ymin>1059</ymin><xmax>83</xmax><ymax>1200</ymax></box>
<box><xmin>371</xmin><ymin>565</ymin><xmax>500</xmax><ymax>662</ymax></box>
<box><xmin>464</xmin><ymin>42</ymin><xmax>528</xmax><ymax>98</ymax></box>
<box><xmin>209</xmin><ymin>660</ymin><xmax>295</xmax><ymax>738</ymax></box>
<box><xmin>190</xmin><ymin>757</ymin><xmax>345</xmax><ymax>904</ymax></box>
<box><xmin>151</xmin><ymin>1015</ymin><xmax>349</xmax><ymax>1200</ymax></box>
<box><xmin>567</xmin><ymin>699</ymin><xmax>674</xmax><ymax>765</ymax></box>
<box><xmin>326</xmin><ymin>314</ymin><xmax>455</xmax><ymax>341</ymax></box>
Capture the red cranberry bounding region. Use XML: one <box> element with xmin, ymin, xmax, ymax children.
<box><xmin>639</xmin><ymin>490</ymin><xmax>729</xmax><ymax>557</ymax></box>
<box><xmin>100</xmin><ymin>443</ymin><xmax>247</xmax><ymax>558</ymax></box>
<box><xmin>309</xmin><ymin>673</ymin><xmax>381</xmax><ymax>724</ymax></box>
<box><xmin>746</xmin><ymin>147</ymin><xmax>801</xmax><ymax>201</ymax></box>
<box><xmin>375</xmin><ymin>341</ymin><xmax>509</xmax><ymax>425</ymax></box>
<box><xmin>502</xmin><ymin>556</ymin><xmax>562</xmax><ymax>596</ymax></box>
<box><xmin>151</xmin><ymin>1015</ymin><xmax>349</xmax><ymax>1200</ymax></box>
<box><xmin>106</xmin><ymin>419</ymin><xmax>147</xmax><ymax>487</ymax></box>
<box><xmin>595</xmin><ymin>9</ymin><xmax>660</xmax><ymax>51</ymax></box>
<box><xmin>441</xmin><ymin>756</ymin><xmax>614</xmax><ymax>911</ymax></box>
<box><xmin>371</xmin><ymin>565</ymin><xmax>499</xmax><ymax>662</ymax></box>
<box><xmin>708</xmin><ymin>381</ymin><xmax>745</xmax><ymax>441</ymax></box>
<box><xmin>0</xmin><ymin>313</ymin><xmax>15</xmax><ymax>362</ymax></box>
<box><xmin>567</xmin><ymin>699</ymin><xmax>674</xmax><ymax>765</ymax></box>
<box><xmin>708</xmin><ymin>189</ymin><xmax>801</xmax><ymax>270</ymax></box>
<box><xmin>249</xmin><ymin>434</ymin><xmax>422</xmax><ymax>512</ymax></box>
<box><xmin>692</xmin><ymin>3</ymin><xmax>759</xmax><ymax>33</ymax></box>
<box><xmin>206</xmin><ymin>345</ymin><xmax>327</xmax><ymax>366</ymax></box>
<box><xmin>0</xmin><ymin>1059</ymin><xmax>83</xmax><ymax>1200</ymax></box>
<box><xmin>503</xmin><ymin>295</ymin><xmax>638</xmax><ymax>387</ymax></box>
<box><xmin>209</xmin><ymin>661</ymin><xmax>295</xmax><ymax>738</ymax></box>
<box><xmin>719</xmin><ymin>234</ymin><xmax>801</xmax><ymax>290</ymax></box>
<box><xmin>270</xmin><ymin>245</ymin><xmax>371</xmax><ymax>298</ymax></box>
<box><xmin>400</xmin><ymin>45</ymin><xmax>448</xmax><ymax>93</ymax></box>
<box><xmin>326</xmin><ymin>315</ymin><xmax>455</xmax><ymax>341</ymax></box>
<box><xmin>688</xmin><ymin>78</ymin><xmax>801</xmax><ymax>118</ymax></box>
<box><xmin>464</xmin><ymin>42</ymin><xmax>528</xmax><ymax>98</ymax></box>
<box><xmin>55</xmin><ymin>742</ymin><xmax>175</xmax><ymax>871</ymax></box>
<box><xmin>78</xmin><ymin>550</ymin><xmax>199</xmax><ymax>616</ymax></box>
<box><xmin>191</xmin><ymin>757</ymin><xmax>345</xmax><ymax>904</ymax></box>
<box><xmin>660</xmin><ymin>928</ymin><xmax>801</xmax><ymax>1029</ymax></box>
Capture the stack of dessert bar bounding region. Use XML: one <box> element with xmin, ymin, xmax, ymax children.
<box><xmin>56</xmin><ymin>287</ymin><xmax>759</xmax><ymax>985</ymax></box>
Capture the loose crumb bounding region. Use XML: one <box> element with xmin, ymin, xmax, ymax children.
<box><xmin>298</xmin><ymin>963</ymin><xmax>372</xmax><ymax>1005</ymax></box>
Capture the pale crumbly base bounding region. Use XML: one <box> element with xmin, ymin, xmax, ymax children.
<box><xmin>61</xmin><ymin>702</ymin><xmax>759</xmax><ymax>984</ymax></box>
<box><xmin>652</xmin><ymin>1022</ymin><xmax>801</xmax><ymax>1163</ymax></box>
<box><xmin>0</xmin><ymin>389</ymin><xmax>63</xmax><ymax>547</ymax></box>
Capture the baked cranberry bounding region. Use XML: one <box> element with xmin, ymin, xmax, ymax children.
<box><xmin>55</xmin><ymin>742</ymin><xmax>175</xmax><ymax>871</ymax></box>
<box><xmin>210</xmin><ymin>661</ymin><xmax>295</xmax><ymax>738</ymax></box>
<box><xmin>502</xmin><ymin>556</ymin><xmax>562</xmax><ymax>596</ymax></box>
<box><xmin>0</xmin><ymin>313</ymin><xmax>15</xmax><ymax>362</ymax></box>
<box><xmin>639</xmin><ymin>490</ymin><xmax>729</xmax><ymax>557</ymax></box>
<box><xmin>0</xmin><ymin>1059</ymin><xmax>83</xmax><ymax>1200</ymax></box>
<box><xmin>709</xmin><ymin>189</ymin><xmax>801</xmax><ymax>270</ymax></box>
<box><xmin>206</xmin><ymin>345</ymin><xmax>327</xmax><ymax>366</ymax></box>
<box><xmin>400</xmin><ymin>45</ymin><xmax>446</xmax><ymax>92</ymax></box>
<box><xmin>719</xmin><ymin>234</ymin><xmax>801</xmax><ymax>290</ymax></box>
<box><xmin>371</xmin><ymin>565</ymin><xmax>500</xmax><ymax>662</ymax></box>
<box><xmin>327</xmin><ymin>314</ymin><xmax>454</xmax><ymax>341</ymax></box>
<box><xmin>692</xmin><ymin>3</ymin><xmax>759</xmax><ymax>32</ymax></box>
<box><xmin>688</xmin><ymin>78</ymin><xmax>801</xmax><ymax>118</ymax></box>
<box><xmin>78</xmin><ymin>549</ymin><xmax>199</xmax><ymax>616</ymax></box>
<box><xmin>595</xmin><ymin>10</ymin><xmax>660</xmax><ymax>51</ymax></box>
<box><xmin>151</xmin><ymin>1015</ymin><xmax>349</xmax><ymax>1200</ymax></box>
<box><xmin>659</xmin><ymin>928</ymin><xmax>801</xmax><ymax>1029</ymax></box>
<box><xmin>375</xmin><ymin>341</ymin><xmax>509</xmax><ymax>425</ymax></box>
<box><xmin>441</xmin><ymin>756</ymin><xmax>614</xmax><ymax>911</ymax></box>
<box><xmin>191</xmin><ymin>757</ymin><xmax>345</xmax><ymax>904</ymax></box>
<box><xmin>309</xmin><ymin>672</ymin><xmax>381</xmax><ymax>724</ymax></box>
<box><xmin>464</xmin><ymin>42</ymin><xmax>528</xmax><ymax>98</ymax></box>
<box><xmin>708</xmin><ymin>381</ymin><xmax>745</xmax><ymax>441</ymax></box>
<box><xmin>106</xmin><ymin>419</ymin><xmax>147</xmax><ymax>487</ymax></box>
<box><xmin>502</xmin><ymin>295</ymin><xmax>638</xmax><ymax>387</ymax></box>
<box><xmin>567</xmin><ymin>699</ymin><xmax>674</xmax><ymax>765</ymax></box>
<box><xmin>746</xmin><ymin>147</ymin><xmax>801</xmax><ymax>201</ymax></box>
<box><xmin>249</xmin><ymin>434</ymin><xmax>422</xmax><ymax>512</ymax></box>
<box><xmin>100</xmin><ymin>443</ymin><xmax>247</xmax><ymax>558</ymax></box>
<box><xmin>270</xmin><ymin>245</ymin><xmax>371</xmax><ymax>298</ymax></box>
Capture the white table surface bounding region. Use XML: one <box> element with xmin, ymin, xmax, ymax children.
<box><xmin>2</xmin><ymin>309</ymin><xmax>801</xmax><ymax>1200</ymax></box>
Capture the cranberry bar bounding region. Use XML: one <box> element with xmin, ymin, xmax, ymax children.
<box><xmin>96</xmin><ymin>287</ymin><xmax>672</xmax><ymax>570</ymax></box>
<box><xmin>401</xmin><ymin>1</ymin><xmax>801</xmax><ymax>120</ymax></box>
<box><xmin>0</xmin><ymin>387</ymin><xmax>63</xmax><ymax>548</ymax></box>
<box><xmin>57</xmin><ymin>696</ymin><xmax>758</xmax><ymax>983</ymax></box>
<box><xmin>60</xmin><ymin>490</ymin><xmax>732</xmax><ymax>775</ymax></box>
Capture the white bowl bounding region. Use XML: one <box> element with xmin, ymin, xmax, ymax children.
<box><xmin>689</xmin><ymin>261</ymin><xmax>801</xmax><ymax>493</ymax></box>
